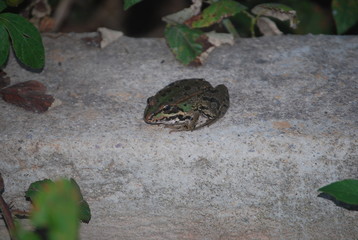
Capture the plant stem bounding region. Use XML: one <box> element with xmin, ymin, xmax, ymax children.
<box><xmin>223</xmin><ymin>19</ymin><xmax>239</xmax><ymax>38</ymax></box>
<box><xmin>0</xmin><ymin>174</ymin><xmax>16</xmax><ymax>240</ymax></box>
<box><xmin>241</xmin><ymin>10</ymin><xmax>256</xmax><ymax>37</ymax></box>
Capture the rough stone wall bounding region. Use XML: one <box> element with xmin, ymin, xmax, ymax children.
<box><xmin>0</xmin><ymin>34</ymin><xmax>357</xmax><ymax>239</ymax></box>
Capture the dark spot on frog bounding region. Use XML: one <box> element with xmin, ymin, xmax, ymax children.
<box><xmin>199</xmin><ymin>105</ymin><xmax>208</xmax><ymax>110</ymax></box>
<box><xmin>203</xmin><ymin>97</ymin><xmax>221</xmax><ymax>110</ymax></box>
<box><xmin>178</xmin><ymin>115</ymin><xmax>192</xmax><ymax>121</ymax></box>
<box><xmin>184</xmin><ymin>86</ymin><xmax>191</xmax><ymax>91</ymax></box>
<box><xmin>209</xmin><ymin>89</ymin><xmax>219</xmax><ymax>94</ymax></box>
<box><xmin>211</xmin><ymin>102</ymin><xmax>218</xmax><ymax>109</ymax></box>
<box><xmin>171</xmin><ymin>106</ymin><xmax>180</xmax><ymax>113</ymax></box>
<box><xmin>203</xmin><ymin>96</ymin><xmax>220</xmax><ymax>104</ymax></box>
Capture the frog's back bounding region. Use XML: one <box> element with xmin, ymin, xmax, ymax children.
<box><xmin>157</xmin><ymin>78</ymin><xmax>213</xmax><ymax>105</ymax></box>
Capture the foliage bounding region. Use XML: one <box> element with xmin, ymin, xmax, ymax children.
<box><xmin>319</xmin><ymin>179</ymin><xmax>358</xmax><ymax>205</ymax></box>
<box><xmin>332</xmin><ymin>0</ymin><xmax>358</xmax><ymax>34</ymax></box>
<box><xmin>25</xmin><ymin>178</ymin><xmax>92</xmax><ymax>224</ymax></box>
<box><xmin>187</xmin><ymin>0</ymin><xmax>247</xmax><ymax>28</ymax></box>
<box><xmin>124</xmin><ymin>0</ymin><xmax>358</xmax><ymax>65</ymax></box>
<box><xmin>0</xmin><ymin>0</ymin><xmax>44</xmax><ymax>70</ymax></box>
<box><xmin>0</xmin><ymin>177</ymin><xmax>91</xmax><ymax>240</ymax></box>
<box><xmin>125</xmin><ymin>0</ymin><xmax>297</xmax><ymax>65</ymax></box>
<box><xmin>164</xmin><ymin>25</ymin><xmax>205</xmax><ymax>65</ymax></box>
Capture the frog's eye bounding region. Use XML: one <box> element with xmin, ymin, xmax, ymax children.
<box><xmin>162</xmin><ymin>105</ymin><xmax>171</xmax><ymax>112</ymax></box>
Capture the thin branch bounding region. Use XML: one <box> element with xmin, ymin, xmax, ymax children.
<box><xmin>53</xmin><ymin>0</ymin><xmax>76</xmax><ymax>31</ymax></box>
<box><xmin>0</xmin><ymin>174</ymin><xmax>16</xmax><ymax>240</ymax></box>
<box><xmin>222</xmin><ymin>19</ymin><xmax>239</xmax><ymax>38</ymax></box>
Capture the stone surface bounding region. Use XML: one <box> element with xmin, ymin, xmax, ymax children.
<box><xmin>0</xmin><ymin>33</ymin><xmax>357</xmax><ymax>240</ymax></box>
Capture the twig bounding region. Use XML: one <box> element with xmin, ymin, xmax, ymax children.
<box><xmin>12</xmin><ymin>209</ymin><xmax>30</xmax><ymax>218</ymax></box>
<box><xmin>222</xmin><ymin>19</ymin><xmax>239</xmax><ymax>38</ymax></box>
<box><xmin>0</xmin><ymin>173</ymin><xmax>16</xmax><ymax>240</ymax></box>
<box><xmin>53</xmin><ymin>0</ymin><xmax>76</xmax><ymax>31</ymax></box>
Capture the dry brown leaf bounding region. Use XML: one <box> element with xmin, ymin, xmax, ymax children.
<box><xmin>162</xmin><ymin>0</ymin><xmax>202</xmax><ymax>24</ymax></box>
<box><xmin>0</xmin><ymin>80</ymin><xmax>55</xmax><ymax>113</ymax></box>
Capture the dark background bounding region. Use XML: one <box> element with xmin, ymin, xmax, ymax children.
<box><xmin>11</xmin><ymin>0</ymin><xmax>358</xmax><ymax>36</ymax></box>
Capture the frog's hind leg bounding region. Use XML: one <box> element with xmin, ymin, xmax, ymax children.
<box><xmin>193</xmin><ymin>115</ymin><xmax>220</xmax><ymax>130</ymax></box>
<box><xmin>196</xmin><ymin>84</ymin><xmax>229</xmax><ymax>130</ymax></box>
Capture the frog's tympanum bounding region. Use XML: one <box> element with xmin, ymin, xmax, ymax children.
<box><xmin>144</xmin><ymin>78</ymin><xmax>230</xmax><ymax>131</ymax></box>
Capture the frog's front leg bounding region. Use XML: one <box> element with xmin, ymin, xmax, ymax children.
<box><xmin>164</xmin><ymin>112</ymin><xmax>200</xmax><ymax>132</ymax></box>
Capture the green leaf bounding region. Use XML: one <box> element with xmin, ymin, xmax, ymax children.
<box><xmin>25</xmin><ymin>179</ymin><xmax>54</xmax><ymax>200</ymax></box>
<box><xmin>26</xmin><ymin>178</ymin><xmax>91</xmax><ymax>223</ymax></box>
<box><xmin>0</xmin><ymin>25</ymin><xmax>10</xmax><ymax>67</ymax></box>
<box><xmin>0</xmin><ymin>1</ymin><xmax>7</xmax><ymax>12</ymax></box>
<box><xmin>187</xmin><ymin>0</ymin><xmax>247</xmax><ymax>28</ymax></box>
<box><xmin>164</xmin><ymin>24</ymin><xmax>205</xmax><ymax>65</ymax></box>
<box><xmin>251</xmin><ymin>3</ymin><xmax>298</xmax><ymax>28</ymax></box>
<box><xmin>332</xmin><ymin>0</ymin><xmax>358</xmax><ymax>34</ymax></box>
<box><xmin>319</xmin><ymin>179</ymin><xmax>358</xmax><ymax>205</ymax></box>
<box><xmin>79</xmin><ymin>199</ymin><xmax>91</xmax><ymax>223</ymax></box>
<box><xmin>31</xmin><ymin>179</ymin><xmax>80</xmax><ymax>240</ymax></box>
<box><xmin>14</xmin><ymin>221</ymin><xmax>41</xmax><ymax>240</ymax></box>
<box><xmin>231</xmin><ymin>11</ymin><xmax>255</xmax><ymax>37</ymax></box>
<box><xmin>0</xmin><ymin>13</ymin><xmax>44</xmax><ymax>69</ymax></box>
<box><xmin>70</xmin><ymin>178</ymin><xmax>91</xmax><ymax>223</ymax></box>
<box><xmin>123</xmin><ymin>0</ymin><xmax>142</xmax><ymax>10</ymax></box>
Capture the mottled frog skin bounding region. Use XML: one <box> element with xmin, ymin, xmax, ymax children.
<box><xmin>144</xmin><ymin>78</ymin><xmax>229</xmax><ymax>131</ymax></box>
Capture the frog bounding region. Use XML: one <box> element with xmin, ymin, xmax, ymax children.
<box><xmin>144</xmin><ymin>78</ymin><xmax>229</xmax><ymax>131</ymax></box>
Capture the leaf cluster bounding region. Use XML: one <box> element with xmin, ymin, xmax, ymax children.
<box><xmin>124</xmin><ymin>0</ymin><xmax>358</xmax><ymax>65</ymax></box>
<box><xmin>0</xmin><ymin>0</ymin><xmax>44</xmax><ymax>70</ymax></box>
<box><xmin>1</xmin><ymin>178</ymin><xmax>91</xmax><ymax>240</ymax></box>
<box><xmin>125</xmin><ymin>0</ymin><xmax>298</xmax><ymax>65</ymax></box>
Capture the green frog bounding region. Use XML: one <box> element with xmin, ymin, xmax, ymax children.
<box><xmin>144</xmin><ymin>78</ymin><xmax>229</xmax><ymax>131</ymax></box>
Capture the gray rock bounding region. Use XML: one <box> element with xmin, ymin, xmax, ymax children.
<box><xmin>0</xmin><ymin>33</ymin><xmax>357</xmax><ymax>240</ymax></box>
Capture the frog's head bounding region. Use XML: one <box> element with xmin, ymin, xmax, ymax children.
<box><xmin>144</xmin><ymin>96</ymin><xmax>191</xmax><ymax>124</ymax></box>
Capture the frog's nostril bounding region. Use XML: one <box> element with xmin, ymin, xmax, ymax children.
<box><xmin>147</xmin><ymin>97</ymin><xmax>156</xmax><ymax>105</ymax></box>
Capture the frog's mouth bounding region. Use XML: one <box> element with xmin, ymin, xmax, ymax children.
<box><xmin>144</xmin><ymin>112</ymin><xmax>155</xmax><ymax>124</ymax></box>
